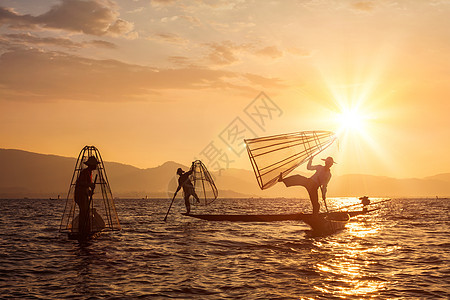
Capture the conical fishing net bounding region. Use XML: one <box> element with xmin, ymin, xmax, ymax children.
<box><xmin>190</xmin><ymin>160</ymin><xmax>218</xmax><ymax>205</ymax></box>
<box><xmin>245</xmin><ymin>131</ymin><xmax>336</xmax><ymax>190</ymax></box>
<box><xmin>59</xmin><ymin>145</ymin><xmax>121</xmax><ymax>235</ymax></box>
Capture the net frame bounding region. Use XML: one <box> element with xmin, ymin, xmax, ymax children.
<box><xmin>245</xmin><ymin>131</ymin><xmax>336</xmax><ymax>190</ymax></box>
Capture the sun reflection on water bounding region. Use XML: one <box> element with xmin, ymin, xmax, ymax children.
<box><xmin>309</xmin><ymin>205</ymin><xmax>397</xmax><ymax>298</ymax></box>
<box><xmin>346</xmin><ymin>222</ymin><xmax>380</xmax><ymax>238</ymax></box>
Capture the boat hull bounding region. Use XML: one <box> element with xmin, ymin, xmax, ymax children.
<box><xmin>67</xmin><ymin>230</ymin><xmax>102</xmax><ymax>242</ymax></box>
<box><xmin>182</xmin><ymin>210</ymin><xmax>371</xmax><ymax>236</ymax></box>
<box><xmin>302</xmin><ymin>212</ymin><xmax>350</xmax><ymax>236</ymax></box>
<box><xmin>182</xmin><ymin>211</ymin><xmax>363</xmax><ymax>222</ymax></box>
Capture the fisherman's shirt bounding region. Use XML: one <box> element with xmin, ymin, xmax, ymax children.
<box><xmin>307</xmin><ymin>160</ymin><xmax>331</xmax><ymax>187</ymax></box>
<box><xmin>178</xmin><ymin>169</ymin><xmax>194</xmax><ymax>193</ymax></box>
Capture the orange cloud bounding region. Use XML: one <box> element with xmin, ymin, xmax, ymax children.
<box><xmin>205</xmin><ymin>41</ymin><xmax>285</xmax><ymax>65</ymax></box>
<box><xmin>0</xmin><ymin>48</ymin><xmax>283</xmax><ymax>102</ymax></box>
<box><xmin>254</xmin><ymin>46</ymin><xmax>283</xmax><ymax>59</ymax></box>
<box><xmin>351</xmin><ymin>1</ymin><xmax>376</xmax><ymax>12</ymax></box>
<box><xmin>4</xmin><ymin>33</ymin><xmax>116</xmax><ymax>49</ymax></box>
<box><xmin>0</xmin><ymin>0</ymin><xmax>134</xmax><ymax>37</ymax></box>
<box><xmin>206</xmin><ymin>41</ymin><xmax>243</xmax><ymax>65</ymax></box>
<box><xmin>151</xmin><ymin>33</ymin><xmax>188</xmax><ymax>44</ymax></box>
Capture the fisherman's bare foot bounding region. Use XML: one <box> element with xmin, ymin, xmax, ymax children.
<box><xmin>278</xmin><ymin>172</ymin><xmax>283</xmax><ymax>182</ymax></box>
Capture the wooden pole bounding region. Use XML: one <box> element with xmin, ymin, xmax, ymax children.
<box><xmin>163</xmin><ymin>191</ymin><xmax>178</xmax><ymax>222</ymax></box>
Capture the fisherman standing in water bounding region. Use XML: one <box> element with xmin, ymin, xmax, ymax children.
<box><xmin>176</xmin><ymin>163</ymin><xmax>200</xmax><ymax>214</ymax></box>
<box><xmin>279</xmin><ymin>156</ymin><xmax>335</xmax><ymax>214</ymax></box>
<box><xmin>75</xmin><ymin>156</ymin><xmax>99</xmax><ymax>238</ymax></box>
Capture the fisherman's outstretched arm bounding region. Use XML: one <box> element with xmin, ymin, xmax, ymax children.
<box><xmin>307</xmin><ymin>157</ymin><xmax>318</xmax><ymax>171</ymax></box>
<box><xmin>185</xmin><ymin>162</ymin><xmax>195</xmax><ymax>176</ymax></box>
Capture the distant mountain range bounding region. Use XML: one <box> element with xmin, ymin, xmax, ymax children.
<box><xmin>1</xmin><ymin>148</ymin><xmax>449</xmax><ymax>198</ymax></box>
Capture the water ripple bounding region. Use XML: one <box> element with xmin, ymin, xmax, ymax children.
<box><xmin>0</xmin><ymin>198</ymin><xmax>449</xmax><ymax>299</ymax></box>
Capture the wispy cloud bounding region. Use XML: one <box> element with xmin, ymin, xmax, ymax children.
<box><xmin>254</xmin><ymin>46</ymin><xmax>283</xmax><ymax>59</ymax></box>
<box><xmin>204</xmin><ymin>41</ymin><xmax>286</xmax><ymax>65</ymax></box>
<box><xmin>160</xmin><ymin>15</ymin><xmax>202</xmax><ymax>27</ymax></box>
<box><xmin>0</xmin><ymin>1</ymin><xmax>135</xmax><ymax>37</ymax></box>
<box><xmin>4</xmin><ymin>32</ymin><xmax>116</xmax><ymax>49</ymax></box>
<box><xmin>287</xmin><ymin>47</ymin><xmax>312</xmax><ymax>57</ymax></box>
<box><xmin>351</xmin><ymin>1</ymin><xmax>376</xmax><ymax>12</ymax></box>
<box><xmin>243</xmin><ymin>73</ymin><xmax>285</xmax><ymax>88</ymax></box>
<box><xmin>205</xmin><ymin>41</ymin><xmax>248</xmax><ymax>66</ymax></box>
<box><xmin>149</xmin><ymin>32</ymin><xmax>189</xmax><ymax>44</ymax></box>
<box><xmin>0</xmin><ymin>48</ymin><xmax>283</xmax><ymax>102</ymax></box>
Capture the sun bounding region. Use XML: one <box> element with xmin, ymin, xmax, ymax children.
<box><xmin>336</xmin><ymin>108</ymin><xmax>366</xmax><ymax>133</ymax></box>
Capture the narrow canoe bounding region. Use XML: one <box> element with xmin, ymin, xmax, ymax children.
<box><xmin>68</xmin><ymin>230</ymin><xmax>103</xmax><ymax>242</ymax></box>
<box><xmin>182</xmin><ymin>210</ymin><xmax>366</xmax><ymax>222</ymax></box>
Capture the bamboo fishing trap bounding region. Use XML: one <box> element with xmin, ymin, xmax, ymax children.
<box><xmin>59</xmin><ymin>146</ymin><xmax>121</xmax><ymax>237</ymax></box>
<box><xmin>191</xmin><ymin>160</ymin><xmax>218</xmax><ymax>205</ymax></box>
<box><xmin>245</xmin><ymin>130</ymin><xmax>337</xmax><ymax>190</ymax></box>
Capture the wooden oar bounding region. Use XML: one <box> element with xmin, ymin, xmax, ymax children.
<box><xmin>163</xmin><ymin>190</ymin><xmax>179</xmax><ymax>222</ymax></box>
<box><xmin>87</xmin><ymin>175</ymin><xmax>98</xmax><ymax>235</ymax></box>
<box><xmin>88</xmin><ymin>174</ymin><xmax>98</xmax><ymax>207</ymax></box>
<box><xmin>320</xmin><ymin>186</ymin><xmax>329</xmax><ymax>213</ymax></box>
<box><xmin>79</xmin><ymin>174</ymin><xmax>98</xmax><ymax>241</ymax></box>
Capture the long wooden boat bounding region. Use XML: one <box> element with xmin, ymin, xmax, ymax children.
<box><xmin>182</xmin><ymin>206</ymin><xmax>384</xmax><ymax>236</ymax></box>
<box><xmin>182</xmin><ymin>209</ymin><xmax>374</xmax><ymax>222</ymax></box>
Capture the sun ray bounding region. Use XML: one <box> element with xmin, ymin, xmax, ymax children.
<box><xmin>309</xmin><ymin>53</ymin><xmax>398</xmax><ymax>176</ymax></box>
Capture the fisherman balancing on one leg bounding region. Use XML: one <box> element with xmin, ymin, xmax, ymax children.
<box><xmin>278</xmin><ymin>156</ymin><xmax>336</xmax><ymax>214</ymax></box>
<box><xmin>74</xmin><ymin>156</ymin><xmax>99</xmax><ymax>238</ymax></box>
<box><xmin>176</xmin><ymin>162</ymin><xmax>200</xmax><ymax>214</ymax></box>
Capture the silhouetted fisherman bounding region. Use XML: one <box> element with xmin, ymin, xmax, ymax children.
<box><xmin>176</xmin><ymin>163</ymin><xmax>200</xmax><ymax>214</ymax></box>
<box><xmin>360</xmin><ymin>196</ymin><xmax>370</xmax><ymax>212</ymax></box>
<box><xmin>74</xmin><ymin>156</ymin><xmax>99</xmax><ymax>238</ymax></box>
<box><xmin>279</xmin><ymin>156</ymin><xmax>336</xmax><ymax>214</ymax></box>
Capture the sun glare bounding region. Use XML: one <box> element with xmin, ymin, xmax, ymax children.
<box><xmin>337</xmin><ymin>108</ymin><xmax>365</xmax><ymax>132</ymax></box>
<box><xmin>306</xmin><ymin>47</ymin><xmax>398</xmax><ymax>176</ymax></box>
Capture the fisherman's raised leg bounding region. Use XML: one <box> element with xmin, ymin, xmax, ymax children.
<box><xmin>279</xmin><ymin>174</ymin><xmax>309</xmax><ymax>187</ymax></box>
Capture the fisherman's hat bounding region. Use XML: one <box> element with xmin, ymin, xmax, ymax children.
<box><xmin>177</xmin><ymin>168</ymin><xmax>183</xmax><ymax>175</ymax></box>
<box><xmin>84</xmin><ymin>156</ymin><xmax>100</xmax><ymax>166</ymax></box>
<box><xmin>322</xmin><ymin>156</ymin><xmax>336</xmax><ymax>164</ymax></box>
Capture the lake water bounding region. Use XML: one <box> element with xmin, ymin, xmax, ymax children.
<box><xmin>0</xmin><ymin>197</ymin><xmax>448</xmax><ymax>299</ymax></box>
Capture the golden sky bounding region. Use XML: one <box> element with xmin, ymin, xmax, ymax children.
<box><xmin>0</xmin><ymin>0</ymin><xmax>449</xmax><ymax>178</ymax></box>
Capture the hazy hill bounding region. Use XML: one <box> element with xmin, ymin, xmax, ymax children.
<box><xmin>330</xmin><ymin>174</ymin><xmax>450</xmax><ymax>198</ymax></box>
<box><xmin>0</xmin><ymin>149</ymin><xmax>188</xmax><ymax>198</ymax></box>
<box><xmin>0</xmin><ymin>148</ymin><xmax>449</xmax><ymax>198</ymax></box>
<box><xmin>424</xmin><ymin>173</ymin><xmax>450</xmax><ymax>183</ymax></box>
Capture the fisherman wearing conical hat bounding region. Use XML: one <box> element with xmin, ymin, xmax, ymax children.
<box><xmin>74</xmin><ymin>156</ymin><xmax>99</xmax><ymax>238</ymax></box>
<box><xmin>279</xmin><ymin>156</ymin><xmax>336</xmax><ymax>214</ymax></box>
<box><xmin>176</xmin><ymin>162</ymin><xmax>200</xmax><ymax>214</ymax></box>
